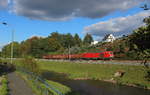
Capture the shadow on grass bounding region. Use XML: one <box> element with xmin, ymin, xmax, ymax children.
<box><xmin>40</xmin><ymin>70</ymin><xmax>82</xmax><ymax>95</ymax></box>
<box><xmin>66</xmin><ymin>91</ymin><xmax>81</xmax><ymax>95</ymax></box>
<box><xmin>40</xmin><ymin>70</ymin><xmax>70</xmax><ymax>81</ymax></box>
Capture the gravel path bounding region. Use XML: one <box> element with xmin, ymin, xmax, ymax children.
<box><xmin>7</xmin><ymin>72</ymin><xmax>35</xmax><ymax>95</ymax></box>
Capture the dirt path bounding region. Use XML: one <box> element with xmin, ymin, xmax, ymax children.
<box><xmin>7</xmin><ymin>72</ymin><xmax>35</xmax><ymax>95</ymax></box>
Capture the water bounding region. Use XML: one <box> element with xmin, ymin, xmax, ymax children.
<box><xmin>41</xmin><ymin>71</ymin><xmax>150</xmax><ymax>95</ymax></box>
<box><xmin>62</xmin><ymin>80</ymin><xmax>150</xmax><ymax>95</ymax></box>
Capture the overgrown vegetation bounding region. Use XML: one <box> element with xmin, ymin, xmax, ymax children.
<box><xmin>0</xmin><ymin>76</ymin><xmax>8</xmax><ymax>95</ymax></box>
<box><xmin>20</xmin><ymin>56</ymin><xmax>40</xmax><ymax>73</ymax></box>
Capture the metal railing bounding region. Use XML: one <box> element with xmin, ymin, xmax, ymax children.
<box><xmin>17</xmin><ymin>68</ymin><xmax>64</xmax><ymax>95</ymax></box>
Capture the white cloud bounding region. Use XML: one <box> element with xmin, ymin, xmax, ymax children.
<box><xmin>12</xmin><ymin>0</ymin><xmax>143</xmax><ymax>21</ymax></box>
<box><xmin>0</xmin><ymin>43</ymin><xmax>6</xmax><ymax>51</ymax></box>
<box><xmin>84</xmin><ymin>10</ymin><xmax>150</xmax><ymax>39</ymax></box>
<box><xmin>0</xmin><ymin>0</ymin><xmax>8</xmax><ymax>9</ymax></box>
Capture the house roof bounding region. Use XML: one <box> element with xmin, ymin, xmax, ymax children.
<box><xmin>102</xmin><ymin>34</ymin><xmax>115</xmax><ymax>42</ymax></box>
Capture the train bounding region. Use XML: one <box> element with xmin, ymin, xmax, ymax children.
<box><xmin>43</xmin><ymin>51</ymin><xmax>114</xmax><ymax>60</ymax></box>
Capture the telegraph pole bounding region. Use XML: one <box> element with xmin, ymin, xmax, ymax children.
<box><xmin>68</xmin><ymin>45</ymin><xmax>70</xmax><ymax>60</ymax></box>
<box><xmin>1</xmin><ymin>22</ymin><xmax>14</xmax><ymax>64</ymax></box>
<box><xmin>10</xmin><ymin>29</ymin><xmax>14</xmax><ymax>64</ymax></box>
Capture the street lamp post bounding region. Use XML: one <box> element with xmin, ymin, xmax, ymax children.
<box><xmin>10</xmin><ymin>29</ymin><xmax>14</xmax><ymax>64</ymax></box>
<box><xmin>68</xmin><ymin>45</ymin><xmax>71</xmax><ymax>60</ymax></box>
<box><xmin>1</xmin><ymin>22</ymin><xmax>14</xmax><ymax>64</ymax></box>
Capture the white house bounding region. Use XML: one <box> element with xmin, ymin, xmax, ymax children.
<box><xmin>102</xmin><ymin>34</ymin><xmax>116</xmax><ymax>42</ymax></box>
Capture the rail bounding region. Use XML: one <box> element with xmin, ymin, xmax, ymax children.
<box><xmin>16</xmin><ymin>68</ymin><xmax>64</xmax><ymax>95</ymax></box>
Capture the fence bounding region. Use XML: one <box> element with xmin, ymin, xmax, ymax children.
<box><xmin>16</xmin><ymin>68</ymin><xmax>64</xmax><ymax>95</ymax></box>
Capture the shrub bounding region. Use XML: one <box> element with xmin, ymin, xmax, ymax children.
<box><xmin>21</xmin><ymin>56</ymin><xmax>39</xmax><ymax>74</ymax></box>
<box><xmin>0</xmin><ymin>76</ymin><xmax>8</xmax><ymax>95</ymax></box>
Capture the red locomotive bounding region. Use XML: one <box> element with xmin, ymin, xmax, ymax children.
<box><xmin>43</xmin><ymin>51</ymin><xmax>114</xmax><ymax>60</ymax></box>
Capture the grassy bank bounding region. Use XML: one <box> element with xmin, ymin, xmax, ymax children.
<box><xmin>2</xmin><ymin>59</ymin><xmax>150</xmax><ymax>89</ymax></box>
<box><xmin>17</xmin><ymin>71</ymin><xmax>71</xmax><ymax>95</ymax></box>
<box><xmin>37</xmin><ymin>61</ymin><xmax>150</xmax><ymax>89</ymax></box>
<box><xmin>0</xmin><ymin>76</ymin><xmax>8</xmax><ymax>95</ymax></box>
<box><xmin>1</xmin><ymin>59</ymin><xmax>72</xmax><ymax>95</ymax></box>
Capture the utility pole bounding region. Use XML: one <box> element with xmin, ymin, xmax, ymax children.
<box><xmin>11</xmin><ymin>29</ymin><xmax>14</xmax><ymax>64</ymax></box>
<box><xmin>68</xmin><ymin>45</ymin><xmax>70</xmax><ymax>60</ymax></box>
<box><xmin>1</xmin><ymin>22</ymin><xmax>14</xmax><ymax>64</ymax></box>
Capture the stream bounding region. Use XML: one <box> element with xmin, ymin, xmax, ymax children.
<box><xmin>41</xmin><ymin>71</ymin><xmax>150</xmax><ymax>95</ymax></box>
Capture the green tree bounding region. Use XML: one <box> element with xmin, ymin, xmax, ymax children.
<box><xmin>20</xmin><ymin>36</ymin><xmax>47</xmax><ymax>58</ymax></box>
<box><xmin>22</xmin><ymin>56</ymin><xmax>39</xmax><ymax>73</ymax></box>
<box><xmin>13</xmin><ymin>42</ymin><xmax>21</xmax><ymax>57</ymax></box>
<box><xmin>1</xmin><ymin>42</ymin><xmax>21</xmax><ymax>58</ymax></box>
<box><xmin>20</xmin><ymin>41</ymin><xmax>31</xmax><ymax>57</ymax></box>
<box><xmin>130</xmin><ymin>26</ymin><xmax>150</xmax><ymax>50</ymax></box>
<box><xmin>83</xmin><ymin>34</ymin><xmax>93</xmax><ymax>45</ymax></box>
<box><xmin>1</xmin><ymin>44</ymin><xmax>11</xmax><ymax>58</ymax></box>
<box><xmin>50</xmin><ymin>32</ymin><xmax>60</xmax><ymax>39</ymax></box>
<box><xmin>129</xmin><ymin>16</ymin><xmax>150</xmax><ymax>66</ymax></box>
<box><xmin>48</xmin><ymin>37</ymin><xmax>61</xmax><ymax>52</ymax></box>
<box><xmin>74</xmin><ymin>33</ymin><xmax>82</xmax><ymax>46</ymax></box>
<box><xmin>130</xmin><ymin>16</ymin><xmax>150</xmax><ymax>50</ymax></box>
<box><xmin>62</xmin><ymin>33</ymin><xmax>75</xmax><ymax>48</ymax></box>
<box><xmin>0</xmin><ymin>51</ymin><xmax>2</xmax><ymax>58</ymax></box>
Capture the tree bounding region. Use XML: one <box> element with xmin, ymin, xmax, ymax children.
<box><xmin>20</xmin><ymin>41</ymin><xmax>30</xmax><ymax>57</ymax></box>
<box><xmin>1</xmin><ymin>44</ymin><xmax>11</xmax><ymax>58</ymax></box>
<box><xmin>21</xmin><ymin>56</ymin><xmax>39</xmax><ymax>73</ymax></box>
<box><xmin>129</xmin><ymin>16</ymin><xmax>150</xmax><ymax>68</ymax></box>
<box><xmin>1</xmin><ymin>42</ymin><xmax>21</xmax><ymax>58</ymax></box>
<box><xmin>50</xmin><ymin>32</ymin><xmax>60</xmax><ymax>38</ymax></box>
<box><xmin>48</xmin><ymin>37</ymin><xmax>61</xmax><ymax>52</ymax></box>
<box><xmin>74</xmin><ymin>33</ymin><xmax>82</xmax><ymax>46</ymax></box>
<box><xmin>0</xmin><ymin>51</ymin><xmax>2</xmax><ymax>58</ymax></box>
<box><xmin>13</xmin><ymin>42</ymin><xmax>21</xmax><ymax>58</ymax></box>
<box><xmin>62</xmin><ymin>33</ymin><xmax>75</xmax><ymax>47</ymax></box>
<box><xmin>144</xmin><ymin>16</ymin><xmax>150</xmax><ymax>29</ymax></box>
<box><xmin>83</xmin><ymin>34</ymin><xmax>93</xmax><ymax>45</ymax></box>
<box><xmin>19</xmin><ymin>36</ymin><xmax>48</xmax><ymax>58</ymax></box>
<box><xmin>130</xmin><ymin>26</ymin><xmax>150</xmax><ymax>50</ymax></box>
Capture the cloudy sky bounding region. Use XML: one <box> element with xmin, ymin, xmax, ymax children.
<box><xmin>0</xmin><ymin>0</ymin><xmax>150</xmax><ymax>48</ymax></box>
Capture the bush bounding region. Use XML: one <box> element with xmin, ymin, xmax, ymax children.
<box><xmin>0</xmin><ymin>59</ymin><xmax>2</xmax><ymax>63</ymax></box>
<box><xmin>0</xmin><ymin>76</ymin><xmax>8</xmax><ymax>95</ymax></box>
<box><xmin>145</xmin><ymin>68</ymin><xmax>150</xmax><ymax>81</ymax></box>
<box><xmin>21</xmin><ymin>56</ymin><xmax>39</xmax><ymax>73</ymax></box>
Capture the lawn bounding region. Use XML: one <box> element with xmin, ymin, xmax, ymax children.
<box><xmin>3</xmin><ymin>59</ymin><xmax>150</xmax><ymax>89</ymax></box>
<box><xmin>37</xmin><ymin>60</ymin><xmax>150</xmax><ymax>89</ymax></box>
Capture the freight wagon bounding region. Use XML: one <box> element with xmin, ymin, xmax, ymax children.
<box><xmin>43</xmin><ymin>51</ymin><xmax>114</xmax><ymax>60</ymax></box>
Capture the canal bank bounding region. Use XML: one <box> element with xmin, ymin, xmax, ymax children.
<box><xmin>41</xmin><ymin>71</ymin><xmax>150</xmax><ymax>95</ymax></box>
<box><xmin>7</xmin><ymin>59</ymin><xmax>150</xmax><ymax>95</ymax></box>
<box><xmin>38</xmin><ymin>61</ymin><xmax>150</xmax><ymax>90</ymax></box>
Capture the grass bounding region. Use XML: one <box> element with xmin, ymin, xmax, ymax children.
<box><xmin>17</xmin><ymin>71</ymin><xmax>71</xmax><ymax>95</ymax></box>
<box><xmin>0</xmin><ymin>76</ymin><xmax>8</xmax><ymax>95</ymax></box>
<box><xmin>1</xmin><ymin>59</ymin><xmax>71</xmax><ymax>95</ymax></box>
<box><xmin>2</xmin><ymin>59</ymin><xmax>150</xmax><ymax>89</ymax></box>
<box><xmin>47</xmin><ymin>80</ymin><xmax>71</xmax><ymax>94</ymax></box>
<box><xmin>37</xmin><ymin>61</ymin><xmax>150</xmax><ymax>89</ymax></box>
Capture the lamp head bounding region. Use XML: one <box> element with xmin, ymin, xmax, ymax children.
<box><xmin>2</xmin><ymin>22</ymin><xmax>7</xmax><ymax>25</ymax></box>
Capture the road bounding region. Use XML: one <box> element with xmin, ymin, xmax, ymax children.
<box><xmin>7</xmin><ymin>72</ymin><xmax>35</xmax><ymax>95</ymax></box>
